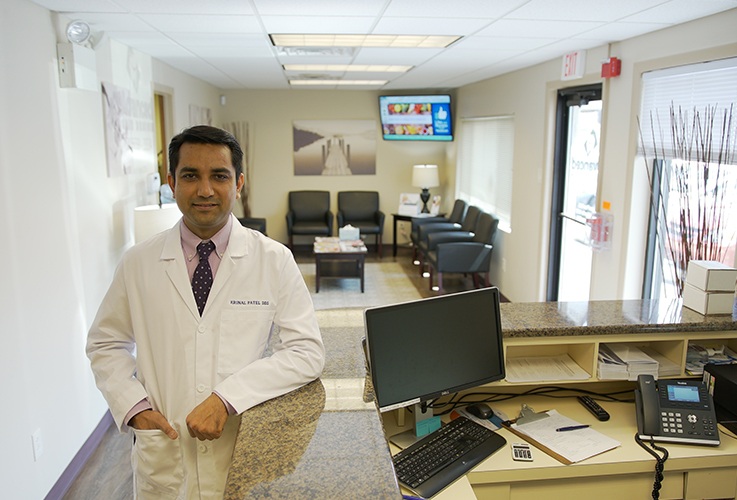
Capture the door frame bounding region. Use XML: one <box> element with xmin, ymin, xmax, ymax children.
<box><xmin>546</xmin><ymin>84</ymin><xmax>602</xmax><ymax>301</ymax></box>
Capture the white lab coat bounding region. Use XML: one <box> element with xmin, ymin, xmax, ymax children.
<box><xmin>87</xmin><ymin>216</ymin><xmax>325</xmax><ymax>499</ymax></box>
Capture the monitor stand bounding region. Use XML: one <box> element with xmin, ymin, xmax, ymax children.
<box><xmin>389</xmin><ymin>402</ymin><xmax>436</xmax><ymax>449</ymax></box>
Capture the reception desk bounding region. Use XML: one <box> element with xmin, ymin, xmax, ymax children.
<box><xmin>223</xmin><ymin>298</ymin><xmax>736</xmax><ymax>499</ymax></box>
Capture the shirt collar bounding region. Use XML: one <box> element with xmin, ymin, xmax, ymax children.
<box><xmin>180</xmin><ymin>217</ymin><xmax>233</xmax><ymax>262</ymax></box>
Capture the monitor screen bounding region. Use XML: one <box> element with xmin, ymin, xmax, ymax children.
<box><xmin>364</xmin><ymin>288</ymin><xmax>505</xmax><ymax>412</ymax></box>
<box><xmin>378</xmin><ymin>94</ymin><xmax>453</xmax><ymax>141</ymax></box>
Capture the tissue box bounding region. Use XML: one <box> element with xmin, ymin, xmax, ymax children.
<box><xmin>339</xmin><ymin>225</ymin><xmax>360</xmax><ymax>241</ymax></box>
<box><xmin>683</xmin><ymin>282</ymin><xmax>735</xmax><ymax>315</ymax></box>
<box><xmin>687</xmin><ymin>260</ymin><xmax>737</xmax><ymax>292</ymax></box>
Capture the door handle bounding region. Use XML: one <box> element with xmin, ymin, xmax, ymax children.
<box><xmin>559</xmin><ymin>213</ymin><xmax>586</xmax><ymax>226</ymax></box>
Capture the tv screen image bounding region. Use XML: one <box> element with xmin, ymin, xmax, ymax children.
<box><xmin>364</xmin><ymin>287</ymin><xmax>505</xmax><ymax>413</ymax></box>
<box><xmin>379</xmin><ymin>95</ymin><xmax>453</xmax><ymax>141</ymax></box>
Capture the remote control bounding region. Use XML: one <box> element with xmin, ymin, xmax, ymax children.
<box><xmin>577</xmin><ymin>396</ymin><xmax>610</xmax><ymax>421</ymax></box>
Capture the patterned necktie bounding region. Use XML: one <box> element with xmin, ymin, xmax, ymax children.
<box><xmin>192</xmin><ymin>240</ymin><xmax>216</xmax><ymax>315</ymax></box>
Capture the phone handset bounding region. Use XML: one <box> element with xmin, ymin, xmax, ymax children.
<box><xmin>635</xmin><ymin>374</ymin><xmax>660</xmax><ymax>436</ymax></box>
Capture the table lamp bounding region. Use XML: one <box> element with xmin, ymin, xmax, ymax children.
<box><xmin>133</xmin><ymin>203</ymin><xmax>182</xmax><ymax>243</ymax></box>
<box><xmin>412</xmin><ymin>164</ymin><xmax>440</xmax><ymax>213</ymax></box>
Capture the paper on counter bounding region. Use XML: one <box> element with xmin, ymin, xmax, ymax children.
<box><xmin>511</xmin><ymin>410</ymin><xmax>620</xmax><ymax>464</ymax></box>
<box><xmin>505</xmin><ymin>354</ymin><xmax>590</xmax><ymax>383</ymax></box>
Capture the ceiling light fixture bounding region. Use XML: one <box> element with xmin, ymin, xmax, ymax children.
<box><xmin>289</xmin><ymin>79</ymin><xmax>388</xmax><ymax>86</ymax></box>
<box><xmin>283</xmin><ymin>64</ymin><xmax>412</xmax><ymax>73</ymax></box>
<box><xmin>271</xmin><ymin>34</ymin><xmax>460</xmax><ymax>49</ymax></box>
<box><xmin>66</xmin><ymin>20</ymin><xmax>92</xmax><ymax>45</ymax></box>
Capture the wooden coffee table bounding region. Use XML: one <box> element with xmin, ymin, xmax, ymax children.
<box><xmin>313</xmin><ymin>237</ymin><xmax>368</xmax><ymax>292</ymax></box>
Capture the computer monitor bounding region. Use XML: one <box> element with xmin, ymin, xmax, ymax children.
<box><xmin>364</xmin><ymin>287</ymin><xmax>505</xmax><ymax>446</ymax></box>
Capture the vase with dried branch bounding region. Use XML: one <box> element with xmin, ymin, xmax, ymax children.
<box><xmin>639</xmin><ymin>103</ymin><xmax>737</xmax><ymax>297</ymax></box>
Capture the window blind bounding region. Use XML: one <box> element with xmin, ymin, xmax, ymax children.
<box><xmin>457</xmin><ymin>115</ymin><xmax>515</xmax><ymax>230</ymax></box>
<box><xmin>639</xmin><ymin>57</ymin><xmax>737</xmax><ymax>157</ymax></box>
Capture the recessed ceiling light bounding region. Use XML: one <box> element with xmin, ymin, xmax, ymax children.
<box><xmin>283</xmin><ymin>64</ymin><xmax>411</xmax><ymax>73</ymax></box>
<box><xmin>275</xmin><ymin>47</ymin><xmax>356</xmax><ymax>57</ymax></box>
<box><xmin>271</xmin><ymin>34</ymin><xmax>460</xmax><ymax>49</ymax></box>
<box><xmin>289</xmin><ymin>79</ymin><xmax>388</xmax><ymax>86</ymax></box>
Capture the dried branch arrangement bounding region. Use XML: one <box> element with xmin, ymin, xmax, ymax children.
<box><xmin>639</xmin><ymin>103</ymin><xmax>736</xmax><ymax>296</ymax></box>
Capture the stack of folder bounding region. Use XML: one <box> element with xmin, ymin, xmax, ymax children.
<box><xmin>598</xmin><ymin>344</ymin><xmax>659</xmax><ymax>380</ymax></box>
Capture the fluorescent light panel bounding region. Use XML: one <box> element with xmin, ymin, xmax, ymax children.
<box><xmin>283</xmin><ymin>64</ymin><xmax>411</xmax><ymax>72</ymax></box>
<box><xmin>289</xmin><ymin>79</ymin><xmax>388</xmax><ymax>86</ymax></box>
<box><xmin>271</xmin><ymin>34</ymin><xmax>459</xmax><ymax>48</ymax></box>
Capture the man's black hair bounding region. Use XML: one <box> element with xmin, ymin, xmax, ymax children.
<box><xmin>168</xmin><ymin>125</ymin><xmax>243</xmax><ymax>178</ymax></box>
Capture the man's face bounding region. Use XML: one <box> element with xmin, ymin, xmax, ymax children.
<box><xmin>168</xmin><ymin>142</ymin><xmax>245</xmax><ymax>240</ymax></box>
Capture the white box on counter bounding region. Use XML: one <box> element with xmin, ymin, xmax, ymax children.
<box><xmin>682</xmin><ymin>282</ymin><xmax>735</xmax><ymax>315</ymax></box>
<box><xmin>339</xmin><ymin>225</ymin><xmax>360</xmax><ymax>240</ymax></box>
<box><xmin>686</xmin><ymin>260</ymin><xmax>737</xmax><ymax>292</ymax></box>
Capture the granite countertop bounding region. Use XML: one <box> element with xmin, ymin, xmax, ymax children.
<box><xmin>224</xmin><ymin>378</ymin><xmax>400</xmax><ymax>500</ymax></box>
<box><xmin>500</xmin><ymin>297</ymin><xmax>737</xmax><ymax>337</ymax></box>
<box><xmin>221</xmin><ymin>297</ymin><xmax>737</xmax><ymax>498</ymax></box>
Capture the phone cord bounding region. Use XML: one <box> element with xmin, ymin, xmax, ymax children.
<box><xmin>635</xmin><ymin>434</ymin><xmax>669</xmax><ymax>499</ymax></box>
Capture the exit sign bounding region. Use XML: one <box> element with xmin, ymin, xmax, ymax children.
<box><xmin>561</xmin><ymin>50</ymin><xmax>586</xmax><ymax>80</ymax></box>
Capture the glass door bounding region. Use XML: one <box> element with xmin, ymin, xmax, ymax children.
<box><xmin>547</xmin><ymin>85</ymin><xmax>602</xmax><ymax>301</ymax></box>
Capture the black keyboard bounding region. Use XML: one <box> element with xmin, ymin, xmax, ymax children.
<box><xmin>392</xmin><ymin>417</ymin><xmax>507</xmax><ymax>498</ymax></box>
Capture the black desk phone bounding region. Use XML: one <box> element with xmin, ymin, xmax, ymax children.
<box><xmin>634</xmin><ymin>374</ymin><xmax>720</xmax><ymax>446</ymax></box>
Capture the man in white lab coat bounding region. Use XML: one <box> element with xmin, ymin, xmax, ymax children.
<box><xmin>87</xmin><ymin>126</ymin><xmax>325</xmax><ymax>499</ymax></box>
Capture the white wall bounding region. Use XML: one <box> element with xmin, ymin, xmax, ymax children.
<box><xmin>0</xmin><ymin>1</ymin><xmax>221</xmax><ymax>496</ymax></box>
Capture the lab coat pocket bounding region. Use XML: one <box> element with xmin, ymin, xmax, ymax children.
<box><xmin>219</xmin><ymin>309</ymin><xmax>274</xmax><ymax>374</ymax></box>
<box><xmin>131</xmin><ymin>428</ymin><xmax>184</xmax><ymax>499</ymax></box>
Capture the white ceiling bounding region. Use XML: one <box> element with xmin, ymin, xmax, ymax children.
<box><xmin>30</xmin><ymin>0</ymin><xmax>737</xmax><ymax>91</ymax></box>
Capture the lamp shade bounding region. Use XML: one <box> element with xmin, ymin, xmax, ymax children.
<box><xmin>412</xmin><ymin>164</ymin><xmax>439</xmax><ymax>188</ymax></box>
<box><xmin>134</xmin><ymin>203</ymin><xmax>182</xmax><ymax>243</ymax></box>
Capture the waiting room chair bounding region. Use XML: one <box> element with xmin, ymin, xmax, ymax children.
<box><xmin>426</xmin><ymin>212</ymin><xmax>500</xmax><ymax>292</ymax></box>
<box><xmin>337</xmin><ymin>191</ymin><xmax>385</xmax><ymax>257</ymax></box>
<box><xmin>410</xmin><ymin>199</ymin><xmax>468</xmax><ymax>262</ymax></box>
<box><xmin>238</xmin><ymin>217</ymin><xmax>267</xmax><ymax>235</ymax></box>
<box><xmin>416</xmin><ymin>205</ymin><xmax>482</xmax><ymax>274</ymax></box>
<box><xmin>286</xmin><ymin>190</ymin><xmax>333</xmax><ymax>249</ymax></box>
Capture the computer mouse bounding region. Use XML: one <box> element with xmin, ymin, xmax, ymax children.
<box><xmin>466</xmin><ymin>403</ymin><xmax>493</xmax><ymax>420</ymax></box>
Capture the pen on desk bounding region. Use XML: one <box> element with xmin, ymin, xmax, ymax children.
<box><xmin>556</xmin><ymin>424</ymin><xmax>590</xmax><ymax>432</ymax></box>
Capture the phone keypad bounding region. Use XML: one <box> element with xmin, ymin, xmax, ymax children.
<box><xmin>660</xmin><ymin>411</ymin><xmax>685</xmax><ymax>434</ymax></box>
<box><xmin>660</xmin><ymin>411</ymin><xmax>717</xmax><ymax>436</ymax></box>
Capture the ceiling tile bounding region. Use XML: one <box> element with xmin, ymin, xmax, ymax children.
<box><xmin>139</xmin><ymin>14</ymin><xmax>262</xmax><ymax>34</ymax></box>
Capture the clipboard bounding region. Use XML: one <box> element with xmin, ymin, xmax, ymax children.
<box><xmin>501</xmin><ymin>410</ymin><xmax>573</xmax><ymax>465</ymax></box>
<box><xmin>501</xmin><ymin>408</ymin><xmax>620</xmax><ymax>465</ymax></box>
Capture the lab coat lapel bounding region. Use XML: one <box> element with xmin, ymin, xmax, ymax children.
<box><xmin>160</xmin><ymin>226</ymin><xmax>200</xmax><ymax>318</ymax></box>
<box><xmin>206</xmin><ymin>220</ymin><xmax>249</xmax><ymax>311</ymax></box>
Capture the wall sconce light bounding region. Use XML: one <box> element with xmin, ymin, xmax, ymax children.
<box><xmin>66</xmin><ymin>20</ymin><xmax>91</xmax><ymax>45</ymax></box>
<box><xmin>412</xmin><ymin>164</ymin><xmax>440</xmax><ymax>213</ymax></box>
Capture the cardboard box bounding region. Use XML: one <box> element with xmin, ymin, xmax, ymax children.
<box><xmin>686</xmin><ymin>260</ymin><xmax>737</xmax><ymax>292</ymax></box>
<box><xmin>682</xmin><ymin>282</ymin><xmax>735</xmax><ymax>315</ymax></box>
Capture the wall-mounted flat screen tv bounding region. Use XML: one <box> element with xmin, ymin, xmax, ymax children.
<box><xmin>379</xmin><ymin>94</ymin><xmax>453</xmax><ymax>141</ymax></box>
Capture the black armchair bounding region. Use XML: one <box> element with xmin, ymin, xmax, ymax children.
<box><xmin>409</xmin><ymin>199</ymin><xmax>468</xmax><ymax>262</ymax></box>
<box><xmin>426</xmin><ymin>212</ymin><xmax>500</xmax><ymax>292</ymax></box>
<box><xmin>337</xmin><ymin>191</ymin><xmax>385</xmax><ymax>257</ymax></box>
<box><xmin>286</xmin><ymin>190</ymin><xmax>333</xmax><ymax>249</ymax></box>
<box><xmin>416</xmin><ymin>205</ymin><xmax>482</xmax><ymax>274</ymax></box>
<box><xmin>238</xmin><ymin>217</ymin><xmax>267</xmax><ymax>235</ymax></box>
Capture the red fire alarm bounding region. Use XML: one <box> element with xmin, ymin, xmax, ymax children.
<box><xmin>601</xmin><ymin>57</ymin><xmax>621</xmax><ymax>78</ymax></box>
